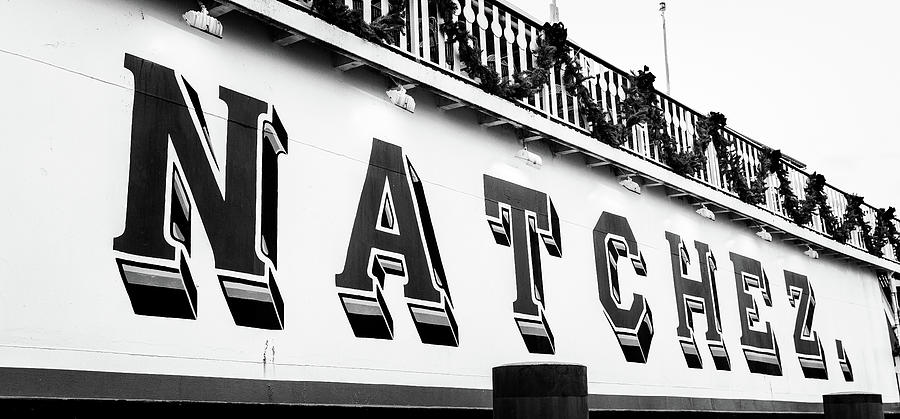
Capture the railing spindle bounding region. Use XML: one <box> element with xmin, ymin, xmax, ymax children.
<box><xmin>434</xmin><ymin>1</ymin><xmax>447</xmax><ymax>68</ymax></box>
<box><xmin>362</xmin><ymin>0</ymin><xmax>372</xmax><ymax>22</ymax></box>
<box><xmin>502</xmin><ymin>11</ymin><xmax>514</xmax><ymax>80</ymax></box>
<box><xmin>515</xmin><ymin>18</ymin><xmax>528</xmax><ymax>106</ymax></box>
<box><xmin>475</xmin><ymin>0</ymin><xmax>488</xmax><ymax>66</ymax></box>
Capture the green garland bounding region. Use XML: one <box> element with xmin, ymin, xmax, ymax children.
<box><xmin>619</xmin><ymin>68</ymin><xmax>708</xmax><ymax>176</ymax></box>
<box><xmin>878</xmin><ymin>207</ymin><xmax>900</xmax><ymax>259</ymax></box>
<box><xmin>432</xmin><ymin>2</ymin><xmax>629</xmax><ymax>150</ymax></box>
<box><xmin>748</xmin><ymin>148</ymin><xmax>772</xmax><ymax>205</ymax></box>
<box><xmin>838</xmin><ymin>195</ymin><xmax>870</xmax><ymax>249</ymax></box>
<box><xmin>766</xmin><ymin>149</ymin><xmax>803</xmax><ymax>223</ymax></box>
<box><xmin>797</xmin><ymin>176</ymin><xmax>818</xmax><ymax>225</ymax></box>
<box><xmin>763</xmin><ymin>151</ymin><xmax>893</xmax><ymax>257</ymax></box>
<box><xmin>561</xmin><ymin>52</ymin><xmax>624</xmax><ymax>147</ymax></box>
<box><xmin>872</xmin><ymin>207</ymin><xmax>896</xmax><ymax>256</ymax></box>
<box><xmin>565</xmin><ymin>65</ymin><xmax>707</xmax><ymax>176</ymax></box>
<box><xmin>312</xmin><ymin>0</ymin><xmax>408</xmax><ymax>45</ymax></box>
<box><xmin>434</xmin><ymin>1</ymin><xmax>566</xmax><ymax>100</ymax></box>
<box><xmin>696</xmin><ymin>112</ymin><xmax>761</xmax><ymax>204</ymax></box>
<box><xmin>796</xmin><ymin>179</ymin><xmax>890</xmax><ymax>257</ymax></box>
<box><xmin>798</xmin><ymin>173</ymin><xmax>841</xmax><ymax>236</ymax></box>
<box><xmin>432</xmin><ymin>5</ymin><xmax>707</xmax><ymax>177</ymax></box>
<box><xmin>855</xmin><ymin>204</ymin><xmax>900</xmax><ymax>257</ymax></box>
<box><xmin>562</xmin><ymin>54</ymin><xmax>710</xmax><ymax>178</ymax></box>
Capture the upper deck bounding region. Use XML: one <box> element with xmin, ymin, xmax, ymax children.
<box><xmin>215</xmin><ymin>0</ymin><xmax>900</xmax><ymax>273</ymax></box>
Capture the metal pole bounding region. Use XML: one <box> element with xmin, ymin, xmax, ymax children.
<box><xmin>549</xmin><ymin>0</ymin><xmax>560</xmax><ymax>23</ymax></box>
<box><xmin>660</xmin><ymin>2</ymin><xmax>671</xmax><ymax>95</ymax></box>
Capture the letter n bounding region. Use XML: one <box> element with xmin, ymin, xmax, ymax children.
<box><xmin>665</xmin><ymin>232</ymin><xmax>730</xmax><ymax>370</ymax></box>
<box><xmin>336</xmin><ymin>139</ymin><xmax>458</xmax><ymax>346</ymax></box>
<box><xmin>483</xmin><ymin>175</ymin><xmax>562</xmax><ymax>354</ymax></box>
<box><xmin>113</xmin><ymin>54</ymin><xmax>288</xmax><ymax>330</ymax></box>
<box><xmin>595</xmin><ymin>212</ymin><xmax>652</xmax><ymax>363</ymax></box>
<box><xmin>730</xmin><ymin>252</ymin><xmax>782</xmax><ymax>375</ymax></box>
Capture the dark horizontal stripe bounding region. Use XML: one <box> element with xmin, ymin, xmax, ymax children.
<box><xmin>0</xmin><ymin>399</ymin><xmax>492</xmax><ymax>419</ymax></box>
<box><xmin>588</xmin><ymin>394</ymin><xmax>820</xmax><ymax>413</ymax></box>
<box><xmin>0</xmin><ymin>367</ymin><xmax>895</xmax><ymax>414</ymax></box>
<box><xmin>0</xmin><ymin>367</ymin><xmax>491</xmax><ymax>408</ymax></box>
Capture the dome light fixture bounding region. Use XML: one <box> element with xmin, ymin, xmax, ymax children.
<box><xmin>619</xmin><ymin>175</ymin><xmax>641</xmax><ymax>195</ymax></box>
<box><xmin>695</xmin><ymin>204</ymin><xmax>715</xmax><ymax>221</ymax></box>
<box><xmin>514</xmin><ymin>144</ymin><xmax>543</xmax><ymax>169</ymax></box>
<box><xmin>756</xmin><ymin>227</ymin><xmax>773</xmax><ymax>242</ymax></box>
<box><xmin>386</xmin><ymin>85</ymin><xmax>416</xmax><ymax>113</ymax></box>
<box><xmin>183</xmin><ymin>2</ymin><xmax>223</xmax><ymax>38</ymax></box>
<box><xmin>804</xmin><ymin>246</ymin><xmax>820</xmax><ymax>259</ymax></box>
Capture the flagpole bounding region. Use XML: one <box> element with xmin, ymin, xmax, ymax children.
<box><xmin>660</xmin><ymin>2</ymin><xmax>671</xmax><ymax>95</ymax></box>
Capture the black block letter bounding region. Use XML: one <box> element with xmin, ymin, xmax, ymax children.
<box><xmin>336</xmin><ymin>139</ymin><xmax>458</xmax><ymax>346</ymax></box>
<box><xmin>113</xmin><ymin>54</ymin><xmax>287</xmax><ymax>330</ymax></box>
<box><xmin>595</xmin><ymin>213</ymin><xmax>652</xmax><ymax>363</ymax></box>
<box><xmin>730</xmin><ymin>252</ymin><xmax>782</xmax><ymax>375</ymax></box>
<box><xmin>836</xmin><ymin>340</ymin><xmax>854</xmax><ymax>381</ymax></box>
<box><xmin>785</xmin><ymin>271</ymin><xmax>828</xmax><ymax>379</ymax></box>
<box><xmin>483</xmin><ymin>176</ymin><xmax>562</xmax><ymax>354</ymax></box>
<box><xmin>665</xmin><ymin>232</ymin><xmax>730</xmax><ymax>370</ymax></box>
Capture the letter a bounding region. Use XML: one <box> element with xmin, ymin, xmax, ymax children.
<box><xmin>336</xmin><ymin>139</ymin><xmax>458</xmax><ymax>346</ymax></box>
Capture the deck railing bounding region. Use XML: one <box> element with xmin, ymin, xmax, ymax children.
<box><xmin>287</xmin><ymin>0</ymin><xmax>900</xmax><ymax>263</ymax></box>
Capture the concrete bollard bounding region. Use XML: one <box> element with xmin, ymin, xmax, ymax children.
<box><xmin>492</xmin><ymin>363</ymin><xmax>587</xmax><ymax>419</ymax></box>
<box><xmin>823</xmin><ymin>392</ymin><xmax>883</xmax><ymax>419</ymax></box>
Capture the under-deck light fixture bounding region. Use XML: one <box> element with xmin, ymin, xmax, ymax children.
<box><xmin>183</xmin><ymin>2</ymin><xmax>223</xmax><ymax>38</ymax></box>
<box><xmin>619</xmin><ymin>175</ymin><xmax>641</xmax><ymax>195</ymax></box>
<box><xmin>386</xmin><ymin>85</ymin><xmax>416</xmax><ymax>113</ymax></box>
<box><xmin>804</xmin><ymin>246</ymin><xmax>820</xmax><ymax>259</ymax></box>
<box><xmin>514</xmin><ymin>144</ymin><xmax>543</xmax><ymax>169</ymax></box>
<box><xmin>756</xmin><ymin>227</ymin><xmax>773</xmax><ymax>242</ymax></box>
<box><xmin>696</xmin><ymin>204</ymin><xmax>715</xmax><ymax>221</ymax></box>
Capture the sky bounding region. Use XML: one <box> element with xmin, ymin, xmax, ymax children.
<box><xmin>510</xmin><ymin>0</ymin><xmax>900</xmax><ymax>211</ymax></box>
